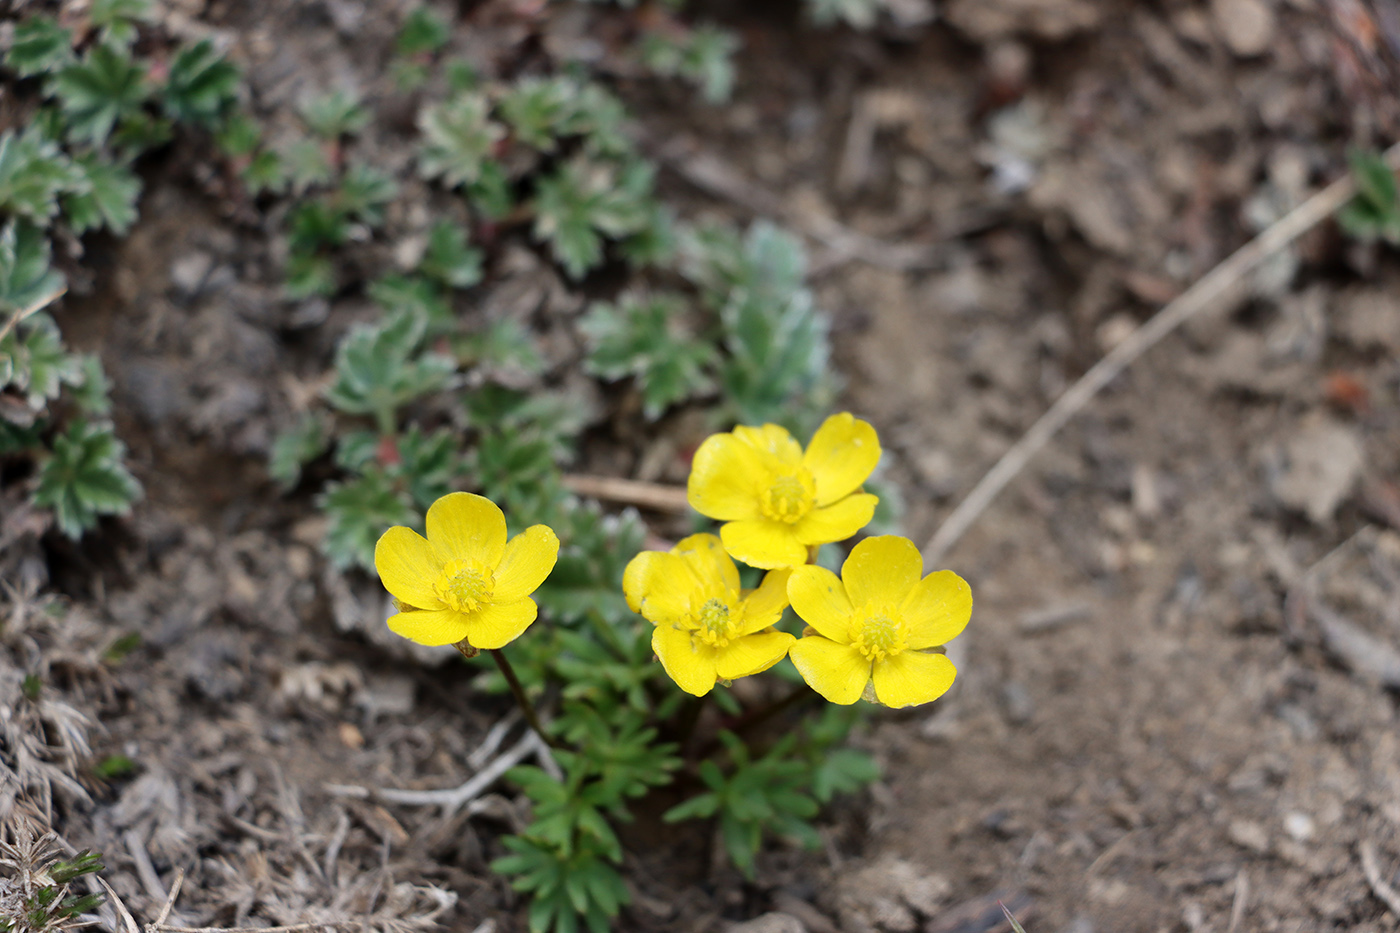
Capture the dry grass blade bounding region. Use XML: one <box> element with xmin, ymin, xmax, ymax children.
<box><xmin>561</xmin><ymin>474</ymin><xmax>689</xmax><ymax>513</ymax></box>
<box><xmin>923</xmin><ymin>141</ymin><xmax>1400</xmax><ymax>565</ymax></box>
<box><xmin>0</xmin><ymin>284</ymin><xmax>68</xmax><ymax>342</ymax></box>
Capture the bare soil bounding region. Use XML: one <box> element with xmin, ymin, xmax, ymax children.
<box><xmin>9</xmin><ymin>1</ymin><xmax>1400</xmax><ymax>932</ymax></box>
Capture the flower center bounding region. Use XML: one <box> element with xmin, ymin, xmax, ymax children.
<box><xmin>760</xmin><ymin>470</ymin><xmax>816</xmax><ymax>524</ymax></box>
<box><xmin>434</xmin><ymin>558</ymin><xmax>495</xmax><ymax>614</ymax></box>
<box><xmin>693</xmin><ymin>597</ymin><xmax>736</xmax><ymax>648</ymax></box>
<box><xmin>853</xmin><ymin>614</ymin><xmax>906</xmax><ymax>662</ymax></box>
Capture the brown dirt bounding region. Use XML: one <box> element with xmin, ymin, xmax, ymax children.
<box><xmin>9</xmin><ymin>1</ymin><xmax>1400</xmax><ymax>932</ymax></box>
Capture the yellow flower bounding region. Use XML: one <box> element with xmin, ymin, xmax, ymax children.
<box><xmin>374</xmin><ymin>492</ymin><xmax>559</xmax><ymax>649</ymax></box>
<box><xmin>686</xmin><ymin>413</ymin><xmax>881</xmax><ymax>569</ymax></box>
<box><xmin>787</xmin><ymin>536</ymin><xmax>970</xmax><ymax>708</ymax></box>
<box><xmin>623</xmin><ymin>534</ymin><xmax>796</xmax><ymax>697</ymax></box>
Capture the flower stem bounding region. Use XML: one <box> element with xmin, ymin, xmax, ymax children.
<box><xmin>490</xmin><ymin>648</ymin><xmax>558</xmax><ymax>750</ymax></box>
<box><xmin>677</xmin><ymin>693</ymin><xmax>709</xmax><ymax>758</ymax></box>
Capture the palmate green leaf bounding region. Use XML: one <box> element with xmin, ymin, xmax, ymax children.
<box><xmin>1339</xmin><ymin>149</ymin><xmax>1400</xmax><ymax>245</ymax></box>
<box><xmin>720</xmin><ymin>287</ymin><xmax>836</xmax><ymax>432</ymax></box>
<box><xmin>580</xmin><ymin>291</ymin><xmax>715</xmax><ymax>419</ymax></box>
<box><xmin>638</xmin><ymin>24</ymin><xmax>739</xmax><ymax>104</ymax></box>
<box><xmin>62</xmin><ymin>153</ymin><xmax>141</xmax><ymax>234</ymax></box>
<box><xmin>396</xmin><ymin>7</ymin><xmax>451</xmax><ymax>57</ymax></box>
<box><xmin>319</xmin><ymin>468</ymin><xmax>417</xmax><ymax>570</ymax></box>
<box><xmin>243</xmin><ymin>149</ymin><xmax>288</xmax><ymax>196</ymax></box>
<box><xmin>500</xmin><ymin>76</ymin><xmax>577</xmax><ymax>152</ymax></box>
<box><xmin>269</xmin><ymin>412</ymin><xmax>329</xmax><ymax>491</ymax></box>
<box><xmin>6</xmin><ymin>17</ymin><xmax>75</xmax><ymax>78</ymax></box>
<box><xmin>0</xmin><ymin>128</ymin><xmax>83</xmax><ymax>225</ymax></box>
<box><xmin>0</xmin><ymin>220</ymin><xmax>65</xmax><ymax>315</ymax></box>
<box><xmin>338</xmin><ymin>163</ymin><xmax>397</xmax><ymax>227</ymax></box>
<box><xmin>47</xmin><ymin>43</ymin><xmax>150</xmax><ymax>146</ymax></box>
<box><xmin>369</xmin><ymin>275</ymin><xmax>452</xmax><ymax>330</ymax></box>
<box><xmin>417</xmin><ymin>94</ymin><xmax>503</xmax><ymax>188</ymax></box>
<box><xmin>89</xmin><ymin>0</ymin><xmax>155</xmax><ymax>48</ymax></box>
<box><xmin>2</xmin><ymin>313</ymin><xmax>83</xmax><ymax>409</ymax></box>
<box><xmin>287</xmin><ymin>198</ymin><xmax>350</xmax><ymax>250</ymax></box>
<box><xmin>534</xmin><ymin>503</ymin><xmax>645</xmax><ymax>627</ymax></box>
<box><xmin>163</xmin><ymin>39</ymin><xmax>240</xmax><ymax>127</ymax></box>
<box><xmin>807</xmin><ymin>0</ymin><xmax>883</xmax><ymax>28</ymax></box>
<box><xmin>567</xmin><ymin>84</ymin><xmax>631</xmax><ymax>159</ymax></box>
<box><xmin>284</xmin><ymin>249</ymin><xmax>337</xmax><ymax>299</ymax></box>
<box><xmin>32</xmin><ymin>419</ymin><xmax>141</xmax><ymax>539</ymax></box>
<box><xmin>419</xmin><ymin>220</ymin><xmax>482</xmax><ymax>289</ymax></box>
<box><xmin>395</xmin><ymin>425</ymin><xmax>459</xmax><ymax>508</ymax></box>
<box><xmin>72</xmin><ymin>354</ymin><xmax>113</xmax><ymax>415</ymax></box>
<box><xmin>456</xmin><ymin>318</ymin><xmax>545</xmax><ymax>376</ymax></box>
<box><xmin>811</xmin><ymin>746</ymin><xmax>881</xmax><ymax>803</ymax></box>
<box><xmin>532</xmin><ymin>157</ymin><xmax>655</xmax><ymax>279</ymax></box>
<box><xmin>215</xmin><ymin>111</ymin><xmax>261</xmax><ymax>157</ymax></box>
<box><xmin>282</xmin><ymin>139</ymin><xmax>335</xmax><ymax>194</ymax></box>
<box><xmin>299</xmin><ymin>88</ymin><xmax>370</xmax><ymax>139</ymax></box>
<box><xmin>324</xmin><ymin>311</ymin><xmax>456</xmax><ymax>425</ymax></box>
<box><xmin>110</xmin><ymin>110</ymin><xmax>172</xmax><ymax>157</ymax></box>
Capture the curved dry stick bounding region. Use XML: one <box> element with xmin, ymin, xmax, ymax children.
<box><xmin>923</xmin><ymin>142</ymin><xmax>1400</xmax><ymax>565</ymax></box>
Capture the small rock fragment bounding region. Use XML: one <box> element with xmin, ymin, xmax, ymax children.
<box><xmin>1228</xmin><ymin>818</ymin><xmax>1270</xmax><ymax>852</ymax></box>
<box><xmin>1262</xmin><ymin>416</ymin><xmax>1364</xmax><ymax>524</ymax></box>
<box><xmin>725</xmin><ymin>913</ymin><xmax>805</xmax><ymax>933</ymax></box>
<box><xmin>831</xmin><ymin>858</ymin><xmax>950</xmax><ymax>933</ymax></box>
<box><xmin>1211</xmin><ymin>0</ymin><xmax>1276</xmax><ymax>56</ymax></box>
<box><xmin>1283</xmin><ymin>811</ymin><xmax>1315</xmax><ymax>842</ymax></box>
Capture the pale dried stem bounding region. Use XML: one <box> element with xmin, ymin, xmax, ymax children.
<box><xmin>923</xmin><ymin>142</ymin><xmax>1400</xmax><ymax>566</ymax></box>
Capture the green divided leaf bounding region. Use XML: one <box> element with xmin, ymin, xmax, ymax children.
<box><xmin>47</xmin><ymin>43</ymin><xmax>150</xmax><ymax>146</ymax></box>
<box><xmin>62</xmin><ymin>153</ymin><xmax>142</xmax><ymax>235</ymax></box>
<box><xmin>318</xmin><ymin>468</ymin><xmax>418</xmax><ymax>571</ymax></box>
<box><xmin>163</xmin><ymin>39</ymin><xmax>240</xmax><ymax>127</ymax></box>
<box><xmin>32</xmin><ymin>419</ymin><xmax>141</xmax><ymax>538</ymax></box>
<box><xmin>338</xmin><ymin>163</ymin><xmax>398</xmax><ymax>227</ymax></box>
<box><xmin>638</xmin><ymin>24</ymin><xmax>739</xmax><ymax>104</ymax></box>
<box><xmin>417</xmin><ymin>93</ymin><xmax>504</xmax><ymax>188</ymax></box>
<box><xmin>0</xmin><ymin>128</ymin><xmax>83</xmax><ymax>225</ymax></box>
<box><xmin>0</xmin><ymin>220</ymin><xmax>65</xmax><ymax>315</ymax></box>
<box><xmin>1339</xmin><ymin>149</ymin><xmax>1400</xmax><ymax>245</ymax></box>
<box><xmin>807</xmin><ymin>0</ymin><xmax>884</xmax><ymax>28</ymax></box>
<box><xmin>420</xmin><ymin>220</ymin><xmax>482</xmax><ymax>289</ymax></box>
<box><xmin>269</xmin><ymin>413</ymin><xmax>329</xmax><ymax>491</ymax></box>
<box><xmin>89</xmin><ymin>0</ymin><xmax>155</xmax><ymax>48</ymax></box>
<box><xmin>299</xmin><ymin>88</ymin><xmax>370</xmax><ymax>139</ymax></box>
<box><xmin>580</xmin><ymin>291</ymin><xmax>715</xmax><ymax>419</ymax></box>
<box><xmin>282</xmin><ymin>139</ymin><xmax>335</xmax><ymax>194</ymax></box>
<box><xmin>397</xmin><ymin>7</ymin><xmax>451</xmax><ymax>57</ymax></box>
<box><xmin>324</xmin><ymin>311</ymin><xmax>456</xmax><ymax>429</ymax></box>
<box><xmin>1</xmin><ymin>313</ymin><xmax>83</xmax><ymax>410</ymax></box>
<box><xmin>534</xmin><ymin>502</ymin><xmax>645</xmax><ymax>627</ymax></box>
<box><xmin>500</xmin><ymin>76</ymin><xmax>578</xmax><ymax>152</ymax></box>
<box><xmin>6</xmin><ymin>17</ymin><xmax>75</xmax><ymax>78</ymax></box>
<box><xmin>532</xmin><ymin>157</ymin><xmax>655</xmax><ymax>279</ymax></box>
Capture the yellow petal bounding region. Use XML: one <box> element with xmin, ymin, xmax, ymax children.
<box><xmin>687</xmin><ymin>433</ymin><xmax>765</xmax><ymax>521</ymax></box>
<box><xmin>842</xmin><ymin>535</ymin><xmax>922</xmax><ymax>609</ymax></box>
<box><xmin>387</xmin><ymin>607</ymin><xmax>469</xmax><ymax>646</ymax></box>
<box><xmin>794</xmin><ymin>493</ymin><xmax>878</xmax><ymax>546</ymax></box>
<box><xmin>674</xmin><ymin>533</ymin><xmax>740</xmax><ymax>595</ymax></box>
<box><xmin>721</xmin><ymin>519</ymin><xmax>808</xmax><ymax>569</ymax></box>
<box><xmin>715</xmin><ymin>630</ymin><xmax>797</xmax><ymax>680</ymax></box>
<box><xmin>426</xmin><ymin>492</ymin><xmax>507</xmax><ymax>567</ymax></box>
<box><xmin>494</xmin><ymin>525</ymin><xmax>560</xmax><ymax>602</ymax></box>
<box><xmin>802</xmin><ymin>413</ymin><xmax>881</xmax><ymax>506</ymax></box>
<box><xmin>786</xmin><ymin>565</ymin><xmax>853</xmax><ymax>642</ymax></box>
<box><xmin>871</xmin><ymin>651</ymin><xmax>956</xmax><ymax>708</ymax></box>
<box><xmin>622</xmin><ymin>551</ymin><xmax>695</xmax><ymax>623</ymax></box>
<box><xmin>466</xmin><ymin>598</ymin><xmax>538</xmax><ymax>649</ymax></box>
<box><xmin>733</xmin><ymin>423</ymin><xmax>803</xmax><ymax>465</ymax></box>
<box><xmin>375</xmin><ymin>526</ymin><xmax>445</xmax><ymax>610</ymax></box>
<box><xmin>902</xmin><ymin>570</ymin><xmax>972</xmax><ymax>649</ymax></box>
<box><xmin>653</xmin><ymin>624</ymin><xmax>719</xmax><ymax>696</ymax></box>
<box><xmin>789</xmin><ymin>636</ymin><xmax>870</xmax><ymax>705</ymax></box>
<box><xmin>737</xmin><ymin>567</ymin><xmax>792</xmax><ymax>635</ymax></box>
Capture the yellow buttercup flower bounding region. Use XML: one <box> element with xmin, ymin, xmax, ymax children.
<box><xmin>787</xmin><ymin>535</ymin><xmax>970</xmax><ymax>708</ymax></box>
<box><xmin>623</xmin><ymin>534</ymin><xmax>796</xmax><ymax>697</ymax></box>
<box><xmin>374</xmin><ymin>492</ymin><xmax>559</xmax><ymax>649</ymax></box>
<box><xmin>686</xmin><ymin>413</ymin><xmax>881</xmax><ymax>569</ymax></box>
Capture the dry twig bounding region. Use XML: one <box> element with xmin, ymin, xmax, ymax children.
<box><xmin>923</xmin><ymin>142</ymin><xmax>1400</xmax><ymax>565</ymax></box>
<box><xmin>325</xmin><ymin>731</ymin><xmax>548</xmax><ymax>817</ymax></box>
<box><xmin>1361</xmin><ymin>840</ymin><xmax>1400</xmax><ymax>918</ymax></box>
<box><xmin>562</xmin><ymin>474</ymin><xmax>689</xmax><ymax>513</ymax></box>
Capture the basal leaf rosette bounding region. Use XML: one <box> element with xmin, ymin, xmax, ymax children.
<box><xmin>374</xmin><ymin>492</ymin><xmax>559</xmax><ymax>649</ymax></box>
<box><xmin>788</xmin><ymin>535</ymin><xmax>970</xmax><ymax>708</ymax></box>
<box><xmin>687</xmin><ymin>412</ymin><xmax>881</xmax><ymax>569</ymax></box>
<box><xmin>623</xmin><ymin>533</ymin><xmax>796</xmax><ymax>697</ymax></box>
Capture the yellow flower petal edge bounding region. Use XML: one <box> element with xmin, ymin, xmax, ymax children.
<box><xmin>787</xmin><ymin>534</ymin><xmax>971</xmax><ymax>709</ymax></box>
<box><xmin>687</xmin><ymin>414</ymin><xmax>882</xmax><ymax>569</ymax></box>
<box><xmin>374</xmin><ymin>493</ymin><xmax>559</xmax><ymax>650</ymax></box>
<box><xmin>622</xmin><ymin>534</ymin><xmax>796</xmax><ymax>696</ymax></box>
